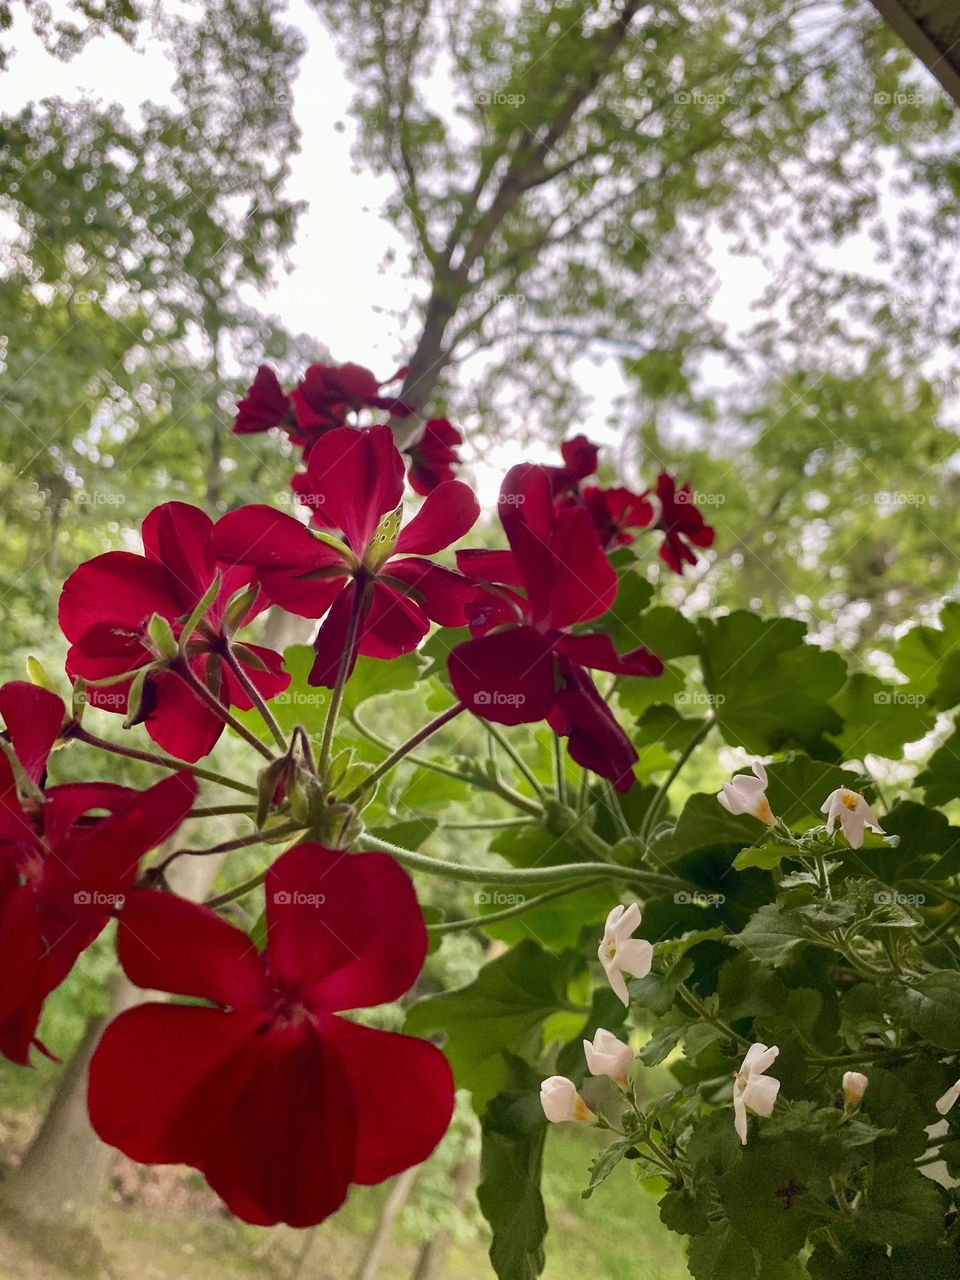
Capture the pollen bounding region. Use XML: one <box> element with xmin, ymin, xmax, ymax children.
<box><xmin>840</xmin><ymin>791</ymin><xmax>860</xmax><ymax>811</ymax></box>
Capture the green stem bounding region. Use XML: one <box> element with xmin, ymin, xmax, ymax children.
<box><xmin>173</xmin><ymin>660</ymin><xmax>274</xmax><ymax>762</ymax></box>
<box><xmin>676</xmin><ymin>981</ymin><xmax>750</xmax><ymax>1051</ymax></box>
<box><xmin>553</xmin><ymin>736</ymin><xmax>567</xmax><ymax>806</ymax></box>
<box><xmin>348</xmin><ymin>710</ymin><xmax>541</xmax><ymax>818</ymax></box>
<box><xmin>365</xmin><ymin>834</ymin><xmax>689</xmax><ymax>894</ymax></box>
<box><xmin>483</xmin><ymin>722</ymin><xmax>547</xmax><ymax>800</ymax></box>
<box><xmin>206</xmin><ymin>869</ymin><xmax>268</xmax><ymax>909</ymax></box>
<box><xmin>439</xmin><ymin>817</ymin><xmax>532</xmax><ymax>831</ymax></box>
<box><xmin>343</xmin><ymin>703</ymin><xmax>465</xmax><ymax>804</ymax></box>
<box><xmin>428</xmin><ymin>878</ymin><xmax>607</xmax><ymax>934</ymax></box>
<box><xmin>155</xmin><ymin>820</ymin><xmax>304</xmax><ymax>874</ymax></box>
<box><xmin>318</xmin><ymin>577</ymin><xmax>366</xmax><ymax>780</ymax></box>
<box><xmin>186</xmin><ymin>804</ymin><xmax>259</xmax><ymax>818</ymax></box>
<box><xmin>69</xmin><ymin>725</ymin><xmax>258</xmax><ymax>795</ymax></box>
<box><xmin>222</xmin><ymin>641</ymin><xmax>288</xmax><ymax>754</ymax></box>
<box><xmin>640</xmin><ymin>715</ymin><xmax>715</xmax><ymax>844</ymax></box>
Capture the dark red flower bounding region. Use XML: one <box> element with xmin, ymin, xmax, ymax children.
<box><xmin>233</xmin><ymin>366</ymin><xmax>294</xmax><ymax>436</ymax></box>
<box><xmin>405</xmin><ymin>418</ymin><xmax>463</xmax><ymax>496</ymax></box>
<box><xmin>0</xmin><ymin>681</ymin><xmax>196</xmax><ymax>1064</ymax></box>
<box><xmin>88</xmin><ymin>843</ymin><xmax>454</xmax><ymax>1228</ymax></box>
<box><xmin>215</xmin><ymin>426</ymin><xmax>479</xmax><ymax>687</ymax></box>
<box><xmin>544</xmin><ymin>434</ymin><xmax>600</xmax><ymax>495</ymax></box>
<box><xmin>294</xmin><ymin>362</ymin><xmax>415</xmax><ymax>423</ymax></box>
<box><xmin>653</xmin><ymin>473</ymin><xmax>715</xmax><ymax>574</ymax></box>
<box><xmin>59</xmin><ymin>502</ymin><xmax>289</xmax><ymax>762</ymax></box>
<box><xmin>448</xmin><ymin>465</ymin><xmax>662</xmax><ymax>791</ymax></box>
<box><xmin>581</xmin><ymin>485</ymin><xmax>657</xmax><ymax>548</ymax></box>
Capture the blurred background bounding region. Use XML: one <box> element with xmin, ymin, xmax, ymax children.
<box><xmin>1</xmin><ymin>0</ymin><xmax>959</xmax><ymax>1276</ymax></box>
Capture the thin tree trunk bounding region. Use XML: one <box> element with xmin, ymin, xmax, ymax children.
<box><xmin>409</xmin><ymin>1158</ymin><xmax>476</xmax><ymax>1280</ymax></box>
<box><xmin>351</xmin><ymin>1167</ymin><xmax>419</xmax><ymax>1280</ymax></box>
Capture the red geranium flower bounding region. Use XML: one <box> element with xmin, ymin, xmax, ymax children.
<box><xmin>448</xmin><ymin>464</ymin><xmax>662</xmax><ymax>791</ymax></box>
<box><xmin>233</xmin><ymin>366</ymin><xmax>294</xmax><ymax>436</ymax></box>
<box><xmin>294</xmin><ymin>362</ymin><xmax>415</xmax><ymax>424</ymax></box>
<box><xmin>88</xmin><ymin>843</ymin><xmax>454</xmax><ymax>1228</ymax></box>
<box><xmin>215</xmin><ymin>426</ymin><xmax>479</xmax><ymax>687</ymax></box>
<box><xmin>653</xmin><ymin>473</ymin><xmax>715</xmax><ymax>574</ymax></box>
<box><xmin>580</xmin><ymin>485</ymin><xmax>657</xmax><ymax>548</ymax></box>
<box><xmin>0</xmin><ymin>681</ymin><xmax>196</xmax><ymax>1064</ymax></box>
<box><xmin>406</xmin><ymin>418</ymin><xmax>463</xmax><ymax>496</ymax></box>
<box><xmin>545</xmin><ymin>434</ymin><xmax>600</xmax><ymax>495</ymax></box>
<box><xmin>59</xmin><ymin>502</ymin><xmax>289</xmax><ymax>762</ymax></box>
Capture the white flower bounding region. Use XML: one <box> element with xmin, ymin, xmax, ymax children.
<box><xmin>717</xmin><ymin>760</ymin><xmax>775</xmax><ymax>826</ymax></box>
<box><xmin>821</xmin><ymin>788</ymin><xmax>884</xmax><ymax>850</ymax></box>
<box><xmin>842</xmin><ymin>1071</ymin><xmax>868</xmax><ymax>1107</ymax></box>
<box><xmin>599</xmin><ymin>903</ymin><xmax>653</xmax><ymax>1006</ymax></box>
<box><xmin>583</xmin><ymin>1028</ymin><xmax>634</xmax><ymax>1084</ymax></box>
<box><xmin>936</xmin><ymin>1078</ymin><xmax>960</xmax><ymax>1116</ymax></box>
<box><xmin>539</xmin><ymin>1075</ymin><xmax>595</xmax><ymax>1124</ymax></box>
<box><xmin>733</xmin><ymin>1042</ymin><xmax>781</xmax><ymax>1144</ymax></box>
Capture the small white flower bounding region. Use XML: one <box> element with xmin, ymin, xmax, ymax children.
<box><xmin>717</xmin><ymin>760</ymin><xmax>775</xmax><ymax>826</ymax></box>
<box><xmin>599</xmin><ymin>903</ymin><xmax>653</xmax><ymax>1006</ymax></box>
<box><xmin>842</xmin><ymin>1071</ymin><xmax>868</xmax><ymax>1107</ymax></box>
<box><xmin>583</xmin><ymin>1028</ymin><xmax>634</xmax><ymax>1084</ymax></box>
<box><xmin>733</xmin><ymin>1042</ymin><xmax>781</xmax><ymax>1144</ymax></box>
<box><xmin>821</xmin><ymin>788</ymin><xmax>884</xmax><ymax>850</ymax></box>
<box><xmin>936</xmin><ymin>1078</ymin><xmax>960</xmax><ymax>1116</ymax></box>
<box><xmin>539</xmin><ymin>1075</ymin><xmax>595</xmax><ymax>1124</ymax></box>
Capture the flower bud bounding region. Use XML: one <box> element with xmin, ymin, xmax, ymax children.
<box><xmin>842</xmin><ymin>1071</ymin><xmax>868</xmax><ymax>1107</ymax></box>
<box><xmin>145</xmin><ymin>612</ymin><xmax>179</xmax><ymax>662</ymax></box>
<box><xmin>583</xmin><ymin>1028</ymin><xmax>634</xmax><ymax>1084</ymax></box>
<box><xmin>539</xmin><ymin>1076</ymin><xmax>594</xmax><ymax>1124</ymax></box>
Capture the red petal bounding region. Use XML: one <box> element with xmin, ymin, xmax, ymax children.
<box><xmin>59</xmin><ymin>552</ymin><xmax>183</xmax><ymax>645</ymax></box>
<box><xmin>222</xmin><ymin>645</ymin><xmax>290</xmax><ymax>710</ymax></box>
<box><xmin>393</xmin><ymin>481</ymin><xmax>479</xmax><ymax>556</ymax></box>
<box><xmin>358</xmin><ymin>581</ymin><xmax>429</xmax><ymax>658</ymax></box>
<box><xmin>448</xmin><ymin>626</ymin><xmax>557</xmax><ymax>725</ymax></box>
<box><xmin>88</xmin><ymin>1003</ymin><xmax>263</xmax><ymax>1164</ymax></box>
<box><xmin>0</xmin><ymin>884</ymin><xmax>45</xmax><ymax>1063</ymax></box>
<box><xmin>547</xmin><ymin>504</ymin><xmax>616</xmax><ymax>627</ymax></box>
<box><xmin>117</xmin><ymin>890</ymin><xmax>266</xmax><ymax>1009</ymax></box>
<box><xmin>0</xmin><ymin>681</ymin><xmax>64</xmax><ymax>784</ymax></box>
<box><xmin>214</xmin><ymin>505</ymin><xmax>346</xmax><ymax>619</ymax></box>
<box><xmin>309</xmin><ymin>584</ymin><xmax>364</xmax><ymax>687</ymax></box>
<box><xmin>555</xmin><ymin>633</ymin><xmax>662</xmax><ymax>678</ymax></box>
<box><xmin>549</xmin><ymin>663</ymin><xmax>636</xmax><ymax>791</ymax></box>
<box><xmin>233</xmin><ymin>366</ymin><xmax>290</xmax><ymax>434</ymax></box>
<box><xmin>141</xmin><ymin>503</ymin><xmax>216</xmax><ymax>610</ymax></box>
<box><xmin>497</xmin><ymin>465</ymin><xmax>555</xmax><ymax>623</ymax></box>
<box><xmin>265</xmin><ymin>844</ymin><xmax>428</xmax><ymax>1011</ymax></box>
<box><xmin>301</xmin><ymin>426</ymin><xmax>404</xmax><ymax>556</ymax></box>
<box><xmin>385</xmin><ymin>559</ymin><xmax>474</xmax><ymax>626</ymax></box>
<box><xmin>324</xmin><ymin>1018</ymin><xmax>454</xmax><ymax>1184</ymax></box>
<box><xmin>455</xmin><ymin>548</ymin><xmax>524</xmax><ymax>587</ymax></box>
<box><xmin>143</xmin><ymin>669</ymin><xmax>226</xmax><ymax>762</ymax></box>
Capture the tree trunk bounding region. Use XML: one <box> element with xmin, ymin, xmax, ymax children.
<box><xmin>408</xmin><ymin>1158</ymin><xmax>476</xmax><ymax>1280</ymax></box>
<box><xmin>351</xmin><ymin>1167</ymin><xmax>419</xmax><ymax>1280</ymax></box>
<box><xmin>1</xmin><ymin>851</ymin><xmax>224</xmax><ymax>1223</ymax></box>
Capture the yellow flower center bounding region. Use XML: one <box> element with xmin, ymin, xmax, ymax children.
<box><xmin>840</xmin><ymin>791</ymin><xmax>860</xmax><ymax>811</ymax></box>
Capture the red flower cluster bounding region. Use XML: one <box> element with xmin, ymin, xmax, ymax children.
<box><xmin>215</xmin><ymin>425</ymin><xmax>478</xmax><ymax>686</ymax></box>
<box><xmin>233</xmin><ymin>361</ymin><xmax>464</xmax><ymax>496</ymax></box>
<box><xmin>0</xmin><ymin>681</ymin><xmax>195</xmax><ymax>1063</ymax></box>
<box><xmin>88</xmin><ymin>843</ymin><xmax>453</xmax><ymax>1227</ymax></box>
<box><xmin>448</xmin><ymin>464</ymin><xmax>663</xmax><ymax>791</ymax></box>
<box><xmin>59</xmin><ymin>502</ymin><xmax>289</xmax><ymax>762</ymax></box>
